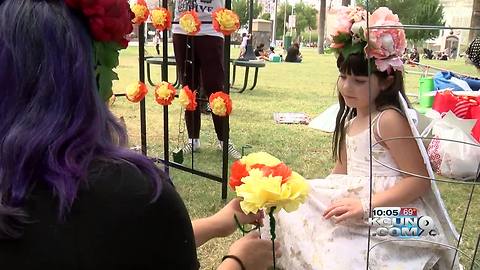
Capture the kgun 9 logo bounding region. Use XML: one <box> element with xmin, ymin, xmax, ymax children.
<box><xmin>368</xmin><ymin>207</ymin><xmax>438</xmax><ymax>238</ymax></box>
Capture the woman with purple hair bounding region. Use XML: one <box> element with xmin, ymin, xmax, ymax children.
<box><xmin>0</xmin><ymin>0</ymin><xmax>279</xmax><ymax>269</ymax></box>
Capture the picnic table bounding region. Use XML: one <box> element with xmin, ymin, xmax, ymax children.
<box><xmin>145</xmin><ymin>56</ymin><xmax>179</xmax><ymax>87</ymax></box>
<box><xmin>230</xmin><ymin>59</ymin><xmax>265</xmax><ymax>93</ymax></box>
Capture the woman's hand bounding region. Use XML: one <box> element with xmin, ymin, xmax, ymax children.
<box><xmin>192</xmin><ymin>198</ymin><xmax>263</xmax><ymax>247</ymax></box>
<box><xmin>323</xmin><ymin>198</ymin><xmax>363</xmax><ymax>223</ymax></box>
<box><xmin>218</xmin><ymin>232</ymin><xmax>281</xmax><ymax>270</ymax></box>
<box><xmin>212</xmin><ymin>198</ymin><xmax>264</xmax><ymax>238</ymax></box>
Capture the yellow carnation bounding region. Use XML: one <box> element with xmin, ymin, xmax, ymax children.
<box><xmin>178</xmin><ymin>88</ymin><xmax>189</xmax><ymax>107</ymax></box>
<box><xmin>179</xmin><ymin>14</ymin><xmax>198</xmax><ymax>33</ymax></box>
<box><xmin>210</xmin><ymin>97</ymin><xmax>227</xmax><ymax>116</ymax></box>
<box><xmin>217</xmin><ymin>11</ymin><xmax>238</xmax><ymax>30</ymax></box>
<box><xmin>156</xmin><ymin>82</ymin><xmax>171</xmax><ymax>99</ymax></box>
<box><xmin>236</xmin><ymin>169</ymin><xmax>309</xmax><ymax>214</ymax></box>
<box><xmin>240</xmin><ymin>152</ymin><xmax>282</xmax><ymax>169</ymax></box>
<box><xmin>152</xmin><ymin>9</ymin><xmax>167</xmax><ymax>26</ymax></box>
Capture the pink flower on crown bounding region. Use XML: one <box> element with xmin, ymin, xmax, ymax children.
<box><xmin>348</xmin><ymin>6</ymin><xmax>367</xmax><ymax>22</ymax></box>
<box><xmin>365</xmin><ymin>7</ymin><xmax>406</xmax><ymax>71</ymax></box>
<box><xmin>331</xmin><ymin>6</ymin><xmax>353</xmax><ymax>36</ymax></box>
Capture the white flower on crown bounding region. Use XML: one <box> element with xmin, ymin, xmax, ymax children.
<box><xmin>380</xmin><ymin>34</ymin><xmax>395</xmax><ymax>55</ymax></box>
<box><xmin>351</xmin><ymin>20</ymin><xmax>367</xmax><ymax>42</ymax></box>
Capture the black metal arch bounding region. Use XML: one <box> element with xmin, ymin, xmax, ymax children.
<box><xmin>124</xmin><ymin>0</ymin><xmax>236</xmax><ymax>200</ymax></box>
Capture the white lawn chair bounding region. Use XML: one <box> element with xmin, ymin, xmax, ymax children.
<box><xmin>399</xmin><ymin>93</ymin><xmax>461</xmax><ymax>269</ymax></box>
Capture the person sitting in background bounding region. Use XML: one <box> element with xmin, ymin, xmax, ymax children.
<box><xmin>285</xmin><ymin>42</ymin><xmax>302</xmax><ymax>63</ymax></box>
<box><xmin>268</xmin><ymin>46</ymin><xmax>281</xmax><ymax>61</ymax></box>
<box><xmin>410</xmin><ymin>47</ymin><xmax>420</xmax><ymax>63</ymax></box>
<box><xmin>254</xmin><ymin>43</ymin><xmax>269</xmax><ymax>61</ymax></box>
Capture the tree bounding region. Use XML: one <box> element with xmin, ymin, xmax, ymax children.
<box><xmin>275</xmin><ymin>3</ymin><xmax>293</xmax><ymax>40</ymax></box>
<box><xmin>260</xmin><ymin>13</ymin><xmax>271</xmax><ymax>20</ymax></box>
<box><xmin>274</xmin><ymin>2</ymin><xmax>317</xmax><ymax>40</ymax></box>
<box><xmin>293</xmin><ymin>2</ymin><xmax>317</xmax><ymax>37</ymax></box>
<box><xmin>357</xmin><ymin>0</ymin><xmax>444</xmax><ymax>44</ymax></box>
<box><xmin>318</xmin><ymin>0</ymin><xmax>326</xmax><ymax>53</ymax></box>
<box><xmin>232</xmin><ymin>0</ymin><xmax>263</xmax><ymax>27</ymax></box>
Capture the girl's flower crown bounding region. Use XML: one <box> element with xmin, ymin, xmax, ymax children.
<box><xmin>330</xmin><ymin>6</ymin><xmax>406</xmax><ymax>73</ymax></box>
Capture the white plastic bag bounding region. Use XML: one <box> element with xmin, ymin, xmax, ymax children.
<box><xmin>426</xmin><ymin>111</ymin><xmax>480</xmax><ymax>180</ymax></box>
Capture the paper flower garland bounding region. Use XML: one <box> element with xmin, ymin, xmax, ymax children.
<box><xmin>154</xmin><ymin>81</ymin><xmax>176</xmax><ymax>106</ymax></box>
<box><xmin>179</xmin><ymin>11</ymin><xmax>201</xmax><ymax>35</ymax></box>
<box><xmin>209</xmin><ymin>91</ymin><xmax>232</xmax><ymax>116</ymax></box>
<box><xmin>125</xmin><ymin>82</ymin><xmax>148</xmax><ymax>103</ymax></box>
<box><xmin>178</xmin><ymin>85</ymin><xmax>197</xmax><ymax>111</ymax></box>
<box><xmin>212</xmin><ymin>8</ymin><xmax>240</xmax><ymax>36</ymax></box>
<box><xmin>131</xmin><ymin>0</ymin><xmax>149</xmax><ymax>25</ymax></box>
<box><xmin>150</xmin><ymin>7</ymin><xmax>172</xmax><ymax>31</ymax></box>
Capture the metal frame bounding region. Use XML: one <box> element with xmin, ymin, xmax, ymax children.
<box><xmin>115</xmin><ymin>0</ymin><xmax>236</xmax><ymax>200</ymax></box>
<box><xmin>364</xmin><ymin>1</ymin><xmax>480</xmax><ymax>268</ymax></box>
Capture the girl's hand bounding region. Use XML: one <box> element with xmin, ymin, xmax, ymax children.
<box><xmin>323</xmin><ymin>198</ymin><xmax>363</xmax><ymax>223</ymax></box>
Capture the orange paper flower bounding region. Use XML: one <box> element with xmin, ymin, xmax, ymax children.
<box><xmin>131</xmin><ymin>0</ymin><xmax>149</xmax><ymax>25</ymax></box>
<box><xmin>125</xmin><ymin>81</ymin><xmax>148</xmax><ymax>103</ymax></box>
<box><xmin>212</xmin><ymin>8</ymin><xmax>240</xmax><ymax>35</ymax></box>
<box><xmin>178</xmin><ymin>85</ymin><xmax>197</xmax><ymax>111</ymax></box>
<box><xmin>179</xmin><ymin>11</ymin><xmax>201</xmax><ymax>35</ymax></box>
<box><xmin>150</xmin><ymin>7</ymin><xmax>172</xmax><ymax>31</ymax></box>
<box><xmin>154</xmin><ymin>81</ymin><xmax>176</xmax><ymax>106</ymax></box>
<box><xmin>209</xmin><ymin>91</ymin><xmax>232</xmax><ymax>116</ymax></box>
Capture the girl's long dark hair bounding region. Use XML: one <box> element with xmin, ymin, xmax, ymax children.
<box><xmin>332</xmin><ymin>53</ymin><xmax>410</xmax><ymax>162</ymax></box>
<box><xmin>0</xmin><ymin>0</ymin><xmax>163</xmax><ymax>239</ymax></box>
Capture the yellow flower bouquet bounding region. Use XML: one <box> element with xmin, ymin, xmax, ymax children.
<box><xmin>229</xmin><ymin>152</ymin><xmax>309</xmax><ymax>268</ymax></box>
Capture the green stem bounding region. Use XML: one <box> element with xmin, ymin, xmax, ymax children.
<box><xmin>234</xmin><ymin>214</ymin><xmax>260</xmax><ymax>236</ymax></box>
<box><xmin>269</xmin><ymin>207</ymin><xmax>277</xmax><ymax>269</ymax></box>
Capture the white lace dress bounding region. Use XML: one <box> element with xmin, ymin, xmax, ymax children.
<box><xmin>262</xmin><ymin>118</ymin><xmax>459</xmax><ymax>270</ymax></box>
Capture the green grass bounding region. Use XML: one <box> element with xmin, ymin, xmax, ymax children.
<box><xmin>110</xmin><ymin>45</ymin><xmax>480</xmax><ymax>269</ymax></box>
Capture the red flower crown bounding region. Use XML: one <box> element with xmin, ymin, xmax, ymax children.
<box><xmin>65</xmin><ymin>0</ymin><xmax>134</xmax><ymax>101</ymax></box>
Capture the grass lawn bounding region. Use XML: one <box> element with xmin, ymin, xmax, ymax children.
<box><xmin>110</xmin><ymin>45</ymin><xmax>480</xmax><ymax>269</ymax></box>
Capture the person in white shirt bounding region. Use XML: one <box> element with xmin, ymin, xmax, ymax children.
<box><xmin>172</xmin><ymin>0</ymin><xmax>242</xmax><ymax>159</ymax></box>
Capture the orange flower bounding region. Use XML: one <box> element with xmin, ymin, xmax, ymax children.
<box><xmin>125</xmin><ymin>81</ymin><xmax>148</xmax><ymax>102</ymax></box>
<box><xmin>178</xmin><ymin>85</ymin><xmax>197</xmax><ymax>111</ymax></box>
<box><xmin>131</xmin><ymin>0</ymin><xmax>149</xmax><ymax>25</ymax></box>
<box><xmin>258</xmin><ymin>163</ymin><xmax>293</xmax><ymax>184</ymax></box>
<box><xmin>154</xmin><ymin>81</ymin><xmax>176</xmax><ymax>106</ymax></box>
<box><xmin>229</xmin><ymin>152</ymin><xmax>293</xmax><ymax>190</ymax></box>
<box><xmin>150</xmin><ymin>7</ymin><xmax>172</xmax><ymax>31</ymax></box>
<box><xmin>209</xmin><ymin>91</ymin><xmax>232</xmax><ymax>116</ymax></box>
<box><xmin>212</xmin><ymin>8</ymin><xmax>240</xmax><ymax>36</ymax></box>
<box><xmin>179</xmin><ymin>11</ymin><xmax>201</xmax><ymax>35</ymax></box>
<box><xmin>230</xmin><ymin>161</ymin><xmax>249</xmax><ymax>189</ymax></box>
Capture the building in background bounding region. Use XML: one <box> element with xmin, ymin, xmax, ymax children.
<box><xmin>426</xmin><ymin>0</ymin><xmax>473</xmax><ymax>58</ymax></box>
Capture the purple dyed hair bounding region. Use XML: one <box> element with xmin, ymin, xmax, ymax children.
<box><xmin>0</xmin><ymin>0</ymin><xmax>163</xmax><ymax>239</ymax></box>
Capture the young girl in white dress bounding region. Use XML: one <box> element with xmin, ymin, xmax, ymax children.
<box><xmin>265</xmin><ymin>7</ymin><xmax>459</xmax><ymax>270</ymax></box>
